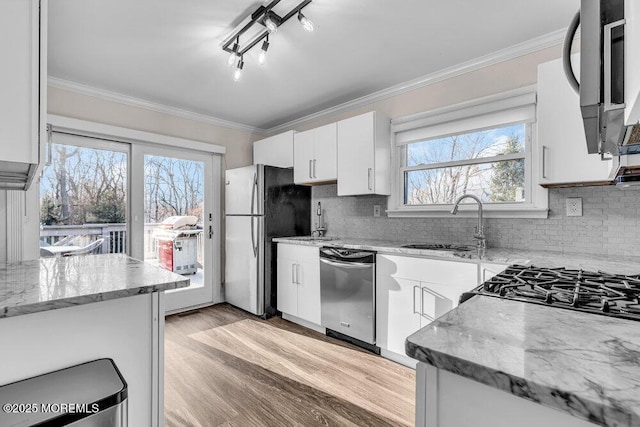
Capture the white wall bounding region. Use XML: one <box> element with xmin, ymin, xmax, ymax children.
<box><xmin>273</xmin><ymin>45</ymin><xmax>563</xmax><ymax>134</ymax></box>
<box><xmin>48</xmin><ymin>86</ymin><xmax>261</xmax><ymax>169</ymax></box>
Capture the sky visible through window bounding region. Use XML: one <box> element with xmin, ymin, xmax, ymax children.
<box><xmin>405</xmin><ymin>123</ymin><xmax>526</xmax><ymax>205</ymax></box>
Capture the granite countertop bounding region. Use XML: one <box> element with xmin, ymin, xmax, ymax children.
<box><xmin>0</xmin><ymin>254</ymin><xmax>189</xmax><ymax>319</ymax></box>
<box><xmin>406</xmin><ymin>296</ymin><xmax>640</xmax><ymax>426</ymax></box>
<box><xmin>273</xmin><ymin>236</ymin><xmax>640</xmax><ymax>274</ymax></box>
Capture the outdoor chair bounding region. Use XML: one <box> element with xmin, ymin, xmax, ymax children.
<box><xmin>63</xmin><ymin>238</ymin><xmax>105</xmax><ymax>256</ymax></box>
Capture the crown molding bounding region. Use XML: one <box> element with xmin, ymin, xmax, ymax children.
<box><xmin>48</xmin><ymin>77</ymin><xmax>266</xmax><ymax>135</ymax></box>
<box><xmin>266</xmin><ymin>28</ymin><xmax>571</xmax><ymax>135</ymax></box>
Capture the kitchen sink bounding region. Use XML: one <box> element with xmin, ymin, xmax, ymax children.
<box><xmin>401</xmin><ymin>243</ymin><xmax>473</xmax><ymax>252</ymax></box>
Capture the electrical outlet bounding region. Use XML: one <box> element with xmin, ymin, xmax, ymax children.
<box><xmin>566</xmin><ymin>198</ymin><xmax>582</xmax><ymax>217</ymax></box>
<box><xmin>373</xmin><ymin>205</ymin><xmax>381</xmax><ymax>217</ymax></box>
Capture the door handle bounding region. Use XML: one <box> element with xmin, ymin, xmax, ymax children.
<box><xmin>250</xmin><ymin>217</ymin><xmax>257</xmax><ymax>257</ymax></box>
<box><xmin>421</xmin><ymin>287</ymin><xmax>434</xmax><ymax>321</ymax></box>
<box><xmin>208</xmin><ymin>225</ymin><xmax>213</xmax><ymax>239</ymax></box>
<box><xmin>367</xmin><ymin>168</ymin><xmax>372</xmax><ymax>191</ymax></box>
<box><xmin>309</xmin><ymin>160</ymin><xmax>313</xmax><ymax>179</ymax></box>
<box><xmin>541</xmin><ymin>145</ymin><xmax>547</xmax><ymax>179</ymax></box>
<box><xmin>313</xmin><ymin>159</ymin><xmax>317</xmax><ymax>179</ymax></box>
<box><xmin>292</xmin><ymin>264</ymin><xmax>297</xmax><ymax>284</ymax></box>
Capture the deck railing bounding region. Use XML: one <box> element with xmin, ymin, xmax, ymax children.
<box><xmin>40</xmin><ymin>223</ymin><xmax>204</xmax><ymax>263</ymax></box>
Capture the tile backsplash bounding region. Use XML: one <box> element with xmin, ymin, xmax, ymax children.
<box><xmin>311</xmin><ymin>184</ymin><xmax>640</xmax><ymax>257</ymax></box>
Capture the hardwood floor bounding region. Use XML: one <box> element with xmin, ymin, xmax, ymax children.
<box><xmin>164</xmin><ymin>304</ymin><xmax>415</xmax><ymax>427</ymax></box>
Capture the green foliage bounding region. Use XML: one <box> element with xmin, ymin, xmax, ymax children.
<box><xmin>488</xmin><ymin>136</ymin><xmax>525</xmax><ymax>202</ymax></box>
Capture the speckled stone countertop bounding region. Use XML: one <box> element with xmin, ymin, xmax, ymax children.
<box><xmin>406</xmin><ymin>296</ymin><xmax>640</xmax><ymax>427</ymax></box>
<box><xmin>273</xmin><ymin>237</ymin><xmax>640</xmax><ymax>274</ymax></box>
<box><xmin>0</xmin><ymin>254</ymin><xmax>189</xmax><ymax>319</ymax></box>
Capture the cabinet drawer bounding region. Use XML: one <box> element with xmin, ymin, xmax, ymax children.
<box><xmin>381</xmin><ymin>254</ymin><xmax>477</xmax><ymax>285</ymax></box>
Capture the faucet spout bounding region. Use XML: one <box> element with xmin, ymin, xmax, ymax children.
<box><xmin>450</xmin><ymin>194</ymin><xmax>486</xmax><ymax>258</ymax></box>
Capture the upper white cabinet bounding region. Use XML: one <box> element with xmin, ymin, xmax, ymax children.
<box><xmin>0</xmin><ymin>0</ymin><xmax>47</xmax><ymax>190</ymax></box>
<box><xmin>537</xmin><ymin>57</ymin><xmax>611</xmax><ymax>187</ymax></box>
<box><xmin>293</xmin><ymin>123</ymin><xmax>337</xmax><ymax>184</ymax></box>
<box><xmin>626</xmin><ymin>0</ymin><xmax>640</xmax><ymax>125</ymax></box>
<box><xmin>376</xmin><ymin>254</ymin><xmax>478</xmax><ymax>360</ymax></box>
<box><xmin>276</xmin><ymin>243</ymin><xmax>321</xmax><ymax>325</ymax></box>
<box><xmin>253</xmin><ymin>130</ymin><xmax>294</xmax><ymax>168</ymax></box>
<box><xmin>337</xmin><ymin>111</ymin><xmax>391</xmax><ymax>196</ymax></box>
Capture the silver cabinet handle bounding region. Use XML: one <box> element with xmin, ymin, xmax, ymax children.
<box><xmin>421</xmin><ymin>287</ymin><xmax>434</xmax><ymax>321</ymax></box>
<box><xmin>413</xmin><ymin>285</ymin><xmax>420</xmax><ymax>314</ymax></box>
<box><xmin>313</xmin><ymin>159</ymin><xmax>317</xmax><ymax>178</ymax></box>
<box><xmin>603</xmin><ymin>19</ymin><xmax>626</xmax><ymax>111</ymax></box>
<box><xmin>292</xmin><ymin>264</ymin><xmax>296</xmax><ymax>284</ymax></box>
<box><xmin>541</xmin><ymin>145</ymin><xmax>548</xmax><ymax>179</ymax></box>
<box><xmin>309</xmin><ymin>160</ymin><xmax>313</xmax><ymax>179</ymax></box>
<box><xmin>367</xmin><ymin>168</ymin><xmax>372</xmax><ymax>191</ymax></box>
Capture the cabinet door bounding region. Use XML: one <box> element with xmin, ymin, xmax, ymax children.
<box><xmin>253</xmin><ymin>131</ymin><xmax>294</xmax><ymax>168</ymax></box>
<box><xmin>296</xmin><ymin>257</ymin><xmax>321</xmax><ymax>325</ymax></box>
<box><xmin>276</xmin><ymin>257</ymin><xmax>298</xmax><ymax>316</ymax></box>
<box><xmin>312</xmin><ymin>123</ymin><xmax>337</xmax><ymax>182</ymax></box>
<box><xmin>376</xmin><ymin>255</ymin><xmax>426</xmax><ymax>355</ymax></box>
<box><xmin>537</xmin><ymin>57</ymin><xmax>611</xmax><ymax>186</ymax></box>
<box><xmin>626</xmin><ymin>0</ymin><xmax>640</xmax><ymax>125</ymax></box>
<box><xmin>419</xmin><ymin>282</ymin><xmax>456</xmax><ymax>325</ymax></box>
<box><xmin>480</xmin><ymin>262</ymin><xmax>510</xmax><ymax>284</ymax></box>
<box><xmin>293</xmin><ymin>129</ymin><xmax>315</xmax><ymax>184</ymax></box>
<box><xmin>337</xmin><ymin>112</ymin><xmax>375</xmax><ymax>195</ymax></box>
<box><xmin>0</xmin><ymin>0</ymin><xmax>41</xmax><ymax>166</ymax></box>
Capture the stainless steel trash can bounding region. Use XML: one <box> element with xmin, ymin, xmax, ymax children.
<box><xmin>0</xmin><ymin>358</ymin><xmax>128</xmax><ymax>426</ymax></box>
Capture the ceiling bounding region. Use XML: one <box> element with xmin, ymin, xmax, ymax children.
<box><xmin>48</xmin><ymin>0</ymin><xmax>579</xmax><ymax>130</ymax></box>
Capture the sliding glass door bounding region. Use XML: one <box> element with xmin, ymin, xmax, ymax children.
<box><xmin>131</xmin><ymin>145</ymin><xmax>221</xmax><ymax>313</ymax></box>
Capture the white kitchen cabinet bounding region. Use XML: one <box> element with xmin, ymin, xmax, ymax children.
<box><xmin>293</xmin><ymin>123</ymin><xmax>337</xmax><ymax>184</ymax></box>
<box><xmin>0</xmin><ymin>0</ymin><xmax>47</xmax><ymax>190</ymax></box>
<box><xmin>537</xmin><ymin>56</ymin><xmax>611</xmax><ymax>186</ymax></box>
<box><xmin>253</xmin><ymin>130</ymin><xmax>295</xmax><ymax>168</ymax></box>
<box><xmin>626</xmin><ymin>0</ymin><xmax>640</xmax><ymax>125</ymax></box>
<box><xmin>337</xmin><ymin>111</ymin><xmax>391</xmax><ymax>196</ymax></box>
<box><xmin>276</xmin><ymin>243</ymin><xmax>321</xmax><ymax>325</ymax></box>
<box><xmin>376</xmin><ymin>254</ymin><xmax>477</xmax><ymax>359</ymax></box>
<box><xmin>480</xmin><ymin>261</ymin><xmax>510</xmax><ymax>283</ymax></box>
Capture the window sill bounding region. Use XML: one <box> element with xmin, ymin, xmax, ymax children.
<box><xmin>386</xmin><ymin>205</ymin><xmax>549</xmax><ymax>219</ymax></box>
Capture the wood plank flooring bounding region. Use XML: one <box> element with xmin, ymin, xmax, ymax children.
<box><xmin>164</xmin><ymin>304</ymin><xmax>415</xmax><ymax>427</ymax></box>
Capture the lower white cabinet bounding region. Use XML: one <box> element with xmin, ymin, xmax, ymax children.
<box><xmin>277</xmin><ymin>243</ymin><xmax>321</xmax><ymax>325</ymax></box>
<box><xmin>376</xmin><ymin>255</ymin><xmax>478</xmax><ymax>358</ymax></box>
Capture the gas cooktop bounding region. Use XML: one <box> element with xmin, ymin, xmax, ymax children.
<box><xmin>461</xmin><ymin>264</ymin><xmax>640</xmax><ymax>321</ymax></box>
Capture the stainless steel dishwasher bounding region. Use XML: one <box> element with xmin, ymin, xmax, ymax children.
<box><xmin>320</xmin><ymin>247</ymin><xmax>378</xmax><ymax>352</ymax></box>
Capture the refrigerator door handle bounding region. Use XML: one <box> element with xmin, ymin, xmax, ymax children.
<box><xmin>251</xmin><ymin>216</ymin><xmax>257</xmax><ymax>257</ymax></box>
<box><xmin>250</xmin><ymin>172</ymin><xmax>257</xmax><ymax>215</ymax></box>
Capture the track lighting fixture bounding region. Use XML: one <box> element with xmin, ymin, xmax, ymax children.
<box><xmin>227</xmin><ymin>40</ymin><xmax>239</xmax><ymax>67</ymax></box>
<box><xmin>233</xmin><ymin>57</ymin><xmax>244</xmax><ymax>82</ymax></box>
<box><xmin>258</xmin><ymin>37</ymin><xmax>270</xmax><ymax>65</ymax></box>
<box><xmin>297</xmin><ymin>11</ymin><xmax>313</xmax><ymax>32</ymax></box>
<box><xmin>221</xmin><ymin>0</ymin><xmax>314</xmax><ymax>81</ymax></box>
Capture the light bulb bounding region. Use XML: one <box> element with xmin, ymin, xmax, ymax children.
<box><xmin>233</xmin><ymin>58</ymin><xmax>244</xmax><ymax>82</ymax></box>
<box><xmin>227</xmin><ymin>42</ymin><xmax>239</xmax><ymax>67</ymax></box>
<box><xmin>264</xmin><ymin>16</ymin><xmax>278</xmax><ymax>34</ymax></box>
<box><xmin>298</xmin><ymin>12</ymin><xmax>313</xmax><ymax>32</ymax></box>
<box><xmin>258</xmin><ymin>39</ymin><xmax>269</xmax><ymax>65</ymax></box>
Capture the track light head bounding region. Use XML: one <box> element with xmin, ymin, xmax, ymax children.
<box><xmin>297</xmin><ymin>11</ymin><xmax>314</xmax><ymax>32</ymax></box>
<box><xmin>233</xmin><ymin>57</ymin><xmax>244</xmax><ymax>82</ymax></box>
<box><xmin>263</xmin><ymin>11</ymin><xmax>281</xmax><ymax>34</ymax></box>
<box><xmin>227</xmin><ymin>41</ymin><xmax>239</xmax><ymax>67</ymax></box>
<box><xmin>258</xmin><ymin>38</ymin><xmax>270</xmax><ymax>65</ymax></box>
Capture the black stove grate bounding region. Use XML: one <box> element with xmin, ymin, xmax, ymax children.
<box><xmin>464</xmin><ymin>265</ymin><xmax>640</xmax><ymax>321</ymax></box>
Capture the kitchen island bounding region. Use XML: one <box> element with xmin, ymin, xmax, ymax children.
<box><xmin>406</xmin><ymin>295</ymin><xmax>640</xmax><ymax>427</ymax></box>
<box><xmin>0</xmin><ymin>254</ymin><xmax>189</xmax><ymax>426</ymax></box>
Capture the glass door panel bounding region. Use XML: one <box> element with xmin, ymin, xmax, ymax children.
<box><xmin>39</xmin><ymin>132</ymin><xmax>128</xmax><ymax>258</ymax></box>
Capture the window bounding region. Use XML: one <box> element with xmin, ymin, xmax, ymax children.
<box><xmin>403</xmin><ymin>123</ymin><xmax>527</xmax><ymax>205</ymax></box>
<box><xmin>390</xmin><ymin>88</ymin><xmax>547</xmax><ymax>218</ymax></box>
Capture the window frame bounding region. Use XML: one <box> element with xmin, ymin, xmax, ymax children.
<box><xmin>388</xmin><ymin>86</ymin><xmax>548</xmax><ymax>219</ymax></box>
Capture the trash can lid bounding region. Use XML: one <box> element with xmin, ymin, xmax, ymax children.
<box><xmin>0</xmin><ymin>358</ymin><xmax>127</xmax><ymax>426</ymax></box>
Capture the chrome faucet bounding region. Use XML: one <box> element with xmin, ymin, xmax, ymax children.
<box><xmin>312</xmin><ymin>202</ymin><xmax>327</xmax><ymax>237</ymax></box>
<box><xmin>451</xmin><ymin>194</ymin><xmax>486</xmax><ymax>258</ymax></box>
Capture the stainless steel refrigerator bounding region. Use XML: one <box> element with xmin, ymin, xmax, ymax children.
<box><xmin>225</xmin><ymin>164</ymin><xmax>311</xmax><ymax>317</ymax></box>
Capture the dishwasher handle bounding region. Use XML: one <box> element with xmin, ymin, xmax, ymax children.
<box><xmin>320</xmin><ymin>258</ymin><xmax>373</xmax><ymax>269</ymax></box>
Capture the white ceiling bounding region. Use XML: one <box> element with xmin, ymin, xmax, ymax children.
<box><xmin>48</xmin><ymin>0</ymin><xmax>580</xmax><ymax>130</ymax></box>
